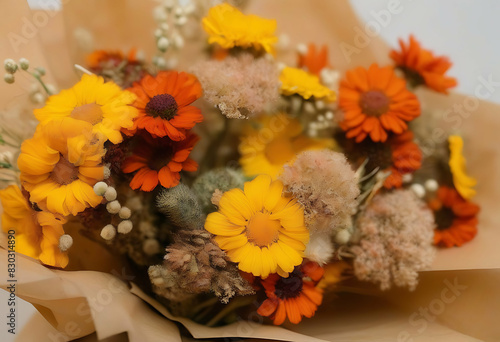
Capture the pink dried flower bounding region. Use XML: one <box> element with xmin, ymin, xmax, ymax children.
<box><xmin>350</xmin><ymin>190</ymin><xmax>436</xmax><ymax>290</ymax></box>
<box><xmin>191</xmin><ymin>53</ymin><xmax>279</xmax><ymax>119</ymax></box>
<box><xmin>280</xmin><ymin>150</ymin><xmax>360</xmax><ymax>233</ymax></box>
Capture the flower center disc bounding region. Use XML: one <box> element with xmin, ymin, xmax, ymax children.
<box><xmin>51</xmin><ymin>156</ymin><xmax>79</xmax><ymax>185</ymax></box>
<box><xmin>435</xmin><ymin>206</ymin><xmax>455</xmax><ymax>230</ymax></box>
<box><xmin>145</xmin><ymin>94</ymin><xmax>178</xmax><ymax>120</ymax></box>
<box><xmin>246</xmin><ymin>211</ymin><xmax>281</xmax><ymax>247</ymax></box>
<box><xmin>359</xmin><ymin>90</ymin><xmax>390</xmax><ymax>117</ymax></box>
<box><xmin>71</xmin><ymin>103</ymin><xmax>104</xmax><ymax>125</ymax></box>
<box><xmin>275</xmin><ymin>269</ymin><xmax>304</xmax><ymax>299</ymax></box>
<box><xmin>265</xmin><ymin>137</ymin><xmax>296</xmax><ymax>165</ymax></box>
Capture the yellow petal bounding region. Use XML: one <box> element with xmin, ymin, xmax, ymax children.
<box><xmin>218</xmin><ymin>188</ymin><xmax>254</xmax><ymax>221</ymax></box>
<box><xmin>278</xmin><ymin>233</ymin><xmax>306</xmax><ymax>251</ymax></box>
<box><xmin>263</xmin><ymin>179</ymin><xmax>284</xmax><ymax>212</ymax></box>
<box><xmin>244</xmin><ymin>174</ymin><xmax>271</xmax><ymax>212</ymax></box>
<box><xmin>214</xmin><ymin>234</ymin><xmax>248</xmax><ymax>250</ymax></box>
<box><xmin>205</xmin><ymin>212</ymin><xmax>245</xmax><ymax>236</ymax></box>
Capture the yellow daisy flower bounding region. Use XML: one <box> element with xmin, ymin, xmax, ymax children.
<box><xmin>202</xmin><ymin>3</ymin><xmax>278</xmax><ymax>54</ymax></box>
<box><xmin>448</xmin><ymin>135</ymin><xmax>476</xmax><ymax>199</ymax></box>
<box><xmin>34</xmin><ymin>74</ymin><xmax>138</xmax><ymax>144</ymax></box>
<box><xmin>205</xmin><ymin>175</ymin><xmax>309</xmax><ymax>278</ymax></box>
<box><xmin>239</xmin><ymin>113</ymin><xmax>335</xmax><ymax>178</ymax></box>
<box><xmin>0</xmin><ymin>185</ymin><xmax>69</xmax><ymax>268</ymax></box>
<box><xmin>18</xmin><ymin>118</ymin><xmax>105</xmax><ymax>216</ymax></box>
<box><xmin>279</xmin><ymin>67</ymin><xmax>336</xmax><ymax>101</ymax></box>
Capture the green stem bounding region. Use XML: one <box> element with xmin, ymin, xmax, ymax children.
<box><xmin>205</xmin><ymin>295</ymin><xmax>256</xmax><ymax>327</ymax></box>
<box><xmin>190</xmin><ymin>297</ymin><xmax>219</xmax><ymax>316</ymax></box>
<box><xmin>33</xmin><ymin>74</ymin><xmax>52</xmax><ymax>96</ymax></box>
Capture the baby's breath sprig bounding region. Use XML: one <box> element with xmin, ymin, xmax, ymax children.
<box><xmin>93</xmin><ymin>181</ymin><xmax>135</xmax><ymax>241</ymax></box>
<box><xmin>151</xmin><ymin>0</ymin><xmax>196</xmax><ymax>70</ymax></box>
<box><xmin>4</xmin><ymin>58</ymin><xmax>57</xmax><ymax>105</ymax></box>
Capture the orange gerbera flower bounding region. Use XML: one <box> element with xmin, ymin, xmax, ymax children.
<box><xmin>430</xmin><ymin>186</ymin><xmax>479</xmax><ymax>248</ymax></box>
<box><xmin>122</xmin><ymin>132</ymin><xmax>199</xmax><ymax>191</ymax></box>
<box><xmin>87</xmin><ymin>50</ymin><xmax>125</xmax><ymax>69</ymax></box>
<box><xmin>87</xmin><ymin>48</ymin><xmax>145</xmax><ymax>88</ymax></box>
<box><xmin>390</xmin><ymin>35</ymin><xmax>457</xmax><ymax>94</ymax></box>
<box><xmin>339</xmin><ymin>63</ymin><xmax>420</xmax><ymax>143</ymax></box>
<box><xmin>257</xmin><ymin>261</ymin><xmax>324</xmax><ymax>325</ymax></box>
<box><xmin>126</xmin><ymin>71</ymin><xmax>203</xmax><ymax>141</ymax></box>
<box><xmin>384</xmin><ymin>131</ymin><xmax>422</xmax><ymax>189</ymax></box>
<box><xmin>297</xmin><ymin>44</ymin><xmax>330</xmax><ymax>76</ymax></box>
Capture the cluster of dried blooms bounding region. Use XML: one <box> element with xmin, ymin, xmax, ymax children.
<box><xmin>191</xmin><ymin>53</ymin><xmax>280</xmax><ymax>119</ymax></box>
<box><xmin>151</xmin><ymin>181</ymin><xmax>253</xmax><ymax>304</ymax></box>
<box><xmin>350</xmin><ymin>190</ymin><xmax>436</xmax><ymax>290</ymax></box>
<box><xmin>280</xmin><ymin>150</ymin><xmax>360</xmax><ymax>233</ymax></box>
<box><xmin>148</xmin><ymin>229</ymin><xmax>254</xmax><ymax>304</ymax></box>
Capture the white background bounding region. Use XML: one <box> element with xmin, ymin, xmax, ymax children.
<box><xmin>2</xmin><ymin>1</ymin><xmax>500</xmax><ymax>341</ymax></box>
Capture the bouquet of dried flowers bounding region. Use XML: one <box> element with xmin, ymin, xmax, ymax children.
<box><xmin>0</xmin><ymin>0</ymin><xmax>485</xmax><ymax>336</ymax></box>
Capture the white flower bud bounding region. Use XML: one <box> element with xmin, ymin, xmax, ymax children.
<box><xmin>104</xmin><ymin>186</ymin><xmax>117</xmax><ymax>201</ymax></box>
<box><xmin>160</xmin><ymin>23</ymin><xmax>169</xmax><ymax>32</ymax></box>
<box><xmin>4</xmin><ymin>59</ymin><xmax>18</xmax><ymax>73</ymax></box>
<box><xmin>335</xmin><ymin>229</ymin><xmax>351</xmax><ymax>245</ymax></box>
<box><xmin>153</xmin><ymin>56</ymin><xmax>167</xmax><ymax>69</ymax></box>
<box><xmin>174</xmin><ymin>6</ymin><xmax>184</xmax><ymax>17</ymax></box>
<box><xmin>175</xmin><ymin>16</ymin><xmax>188</xmax><ymax>26</ymax></box>
<box><xmin>157</xmin><ymin>37</ymin><xmax>170</xmax><ymax>52</ymax></box>
<box><xmin>277</xmin><ymin>34</ymin><xmax>290</xmax><ymax>50</ymax></box>
<box><xmin>46</xmin><ymin>84</ymin><xmax>57</xmax><ymax>94</ymax></box>
<box><xmin>135</xmin><ymin>50</ymin><xmax>146</xmax><ymax>63</ymax></box>
<box><xmin>325</xmin><ymin>111</ymin><xmax>334</xmax><ymax>120</ymax></box>
<box><xmin>18</xmin><ymin>58</ymin><xmax>29</xmax><ymax>70</ymax></box>
<box><xmin>32</xmin><ymin>92</ymin><xmax>44</xmax><ymax>104</ymax></box>
<box><xmin>165</xmin><ymin>57</ymin><xmax>178</xmax><ymax>69</ymax></box>
<box><xmin>35</xmin><ymin>67</ymin><xmax>46</xmax><ymax>76</ymax></box>
<box><xmin>154</xmin><ymin>28</ymin><xmax>164</xmax><ymax>38</ymax></box>
<box><xmin>315</xmin><ymin>100</ymin><xmax>325</xmax><ymax>110</ymax></box>
<box><xmin>303</xmin><ymin>101</ymin><xmax>315</xmax><ymax>114</ymax></box>
<box><xmin>402</xmin><ymin>173</ymin><xmax>413</xmax><ymax>184</ymax></box>
<box><xmin>106</xmin><ymin>200</ymin><xmax>121</xmax><ymax>214</ymax></box>
<box><xmin>58</xmin><ymin>234</ymin><xmax>73</xmax><ymax>252</ymax></box>
<box><xmin>119</xmin><ymin>206</ymin><xmax>131</xmax><ymax>219</ymax></box>
<box><xmin>173</xmin><ymin>34</ymin><xmax>184</xmax><ymax>49</ymax></box>
<box><xmin>153</xmin><ymin>6</ymin><xmax>168</xmax><ymax>22</ymax></box>
<box><xmin>296</xmin><ymin>43</ymin><xmax>308</xmax><ymax>55</ymax></box>
<box><xmin>4</xmin><ymin>73</ymin><xmax>14</xmax><ymax>84</ymax></box>
<box><xmin>425</xmin><ymin>179</ymin><xmax>439</xmax><ymax>192</ymax></box>
<box><xmin>117</xmin><ymin>220</ymin><xmax>133</xmax><ymax>234</ymax></box>
<box><xmin>93</xmin><ymin>181</ymin><xmax>108</xmax><ymax>196</ymax></box>
<box><xmin>410</xmin><ymin>183</ymin><xmax>426</xmax><ymax>198</ymax></box>
<box><xmin>100</xmin><ymin>224</ymin><xmax>116</xmax><ymax>240</ymax></box>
